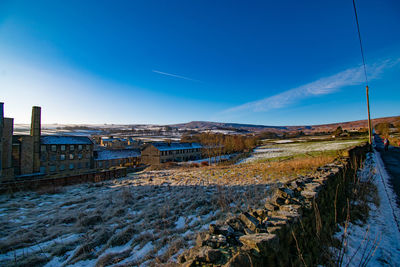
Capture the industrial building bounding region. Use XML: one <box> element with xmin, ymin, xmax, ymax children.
<box><xmin>1</xmin><ymin>103</ymin><xmax>96</xmax><ymax>182</ymax></box>
<box><xmin>141</xmin><ymin>142</ymin><xmax>202</xmax><ymax>166</ymax></box>
<box><xmin>94</xmin><ymin>149</ymin><xmax>140</xmax><ymax>169</ymax></box>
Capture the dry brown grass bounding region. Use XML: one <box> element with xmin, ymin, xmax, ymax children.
<box><xmin>0</xmin><ymin>147</ymin><xmax>342</xmax><ymax>266</ymax></box>
<box><xmin>388</xmin><ymin>136</ymin><xmax>400</xmax><ymax>147</ymax></box>
<box><xmin>255</xmin><ymin>153</ymin><xmax>337</xmax><ymax>177</ymax></box>
<box><xmin>180</xmin><ymin>152</ymin><xmax>338</xmax><ymax>185</ymax></box>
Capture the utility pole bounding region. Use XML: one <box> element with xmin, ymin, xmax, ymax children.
<box><xmin>352</xmin><ymin>0</ymin><xmax>373</xmax><ymax>146</ymax></box>
<box><xmin>366</xmin><ymin>85</ymin><xmax>373</xmax><ymax>144</ymax></box>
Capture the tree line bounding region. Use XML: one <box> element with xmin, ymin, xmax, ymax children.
<box><xmin>181</xmin><ymin>132</ymin><xmax>258</xmax><ymax>160</ymax></box>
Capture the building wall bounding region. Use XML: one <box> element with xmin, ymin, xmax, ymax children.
<box><xmin>40</xmin><ymin>143</ymin><xmax>94</xmax><ymax>177</ymax></box>
<box><xmin>1</xmin><ymin>118</ymin><xmax>14</xmax><ymax>181</ymax></box>
<box><xmin>100</xmin><ymin>139</ymin><xmax>128</xmax><ymax>149</ymax></box>
<box><xmin>95</xmin><ymin>156</ymin><xmax>140</xmax><ymax>169</ymax></box>
<box><xmin>141</xmin><ymin>145</ymin><xmax>161</xmax><ymax>165</ymax></box>
<box><xmin>159</xmin><ymin>149</ymin><xmax>201</xmax><ymax>163</ymax></box>
<box><xmin>142</xmin><ymin>145</ymin><xmax>202</xmax><ymax>166</ymax></box>
<box><xmin>19</xmin><ymin>136</ymin><xmax>34</xmax><ymax>175</ymax></box>
<box><xmin>12</xmin><ymin>143</ymin><xmax>21</xmax><ymax>175</ymax></box>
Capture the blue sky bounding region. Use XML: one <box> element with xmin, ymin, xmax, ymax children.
<box><xmin>0</xmin><ymin>0</ymin><xmax>399</xmax><ymax>125</ymax></box>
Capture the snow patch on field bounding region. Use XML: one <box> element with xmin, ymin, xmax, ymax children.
<box><xmin>0</xmin><ymin>234</ymin><xmax>81</xmax><ymax>262</ymax></box>
<box><xmin>241</xmin><ymin>139</ymin><xmax>362</xmax><ymax>163</ymax></box>
<box><xmin>0</xmin><ymin>169</ymin><xmax>270</xmax><ymax>266</ymax></box>
<box><xmin>175</xmin><ymin>216</ymin><xmax>186</xmax><ymax>229</ymax></box>
<box><xmin>274</xmin><ymin>140</ymin><xmax>294</xmax><ymax>144</ymax></box>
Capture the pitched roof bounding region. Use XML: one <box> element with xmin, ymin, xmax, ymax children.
<box><xmin>101</xmin><ymin>137</ymin><xmax>127</xmax><ymax>142</ymax></box>
<box><xmin>150</xmin><ymin>142</ymin><xmax>202</xmax><ymax>151</ymax></box>
<box><xmin>41</xmin><ymin>135</ymin><xmax>93</xmax><ymax>145</ymax></box>
<box><xmin>95</xmin><ymin>149</ymin><xmax>140</xmax><ymax>160</ymax></box>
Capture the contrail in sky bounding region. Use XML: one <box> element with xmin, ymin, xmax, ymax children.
<box><xmin>152</xmin><ymin>70</ymin><xmax>201</xmax><ymax>82</ymax></box>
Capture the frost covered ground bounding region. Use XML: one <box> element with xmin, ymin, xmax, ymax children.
<box><xmin>334</xmin><ymin>151</ymin><xmax>400</xmax><ymax>266</ymax></box>
<box><xmin>240</xmin><ymin>139</ymin><xmax>364</xmax><ymax>164</ymax></box>
<box><xmin>0</xmin><ymin>169</ymin><xmax>275</xmax><ymax>266</ymax></box>
<box><xmin>0</xmin><ymin>139</ymin><xmax>362</xmax><ymax>266</ymax></box>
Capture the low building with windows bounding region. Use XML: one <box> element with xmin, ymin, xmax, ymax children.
<box><xmin>39</xmin><ymin>136</ymin><xmax>94</xmax><ymax>177</ymax></box>
<box><xmin>127</xmin><ymin>137</ymin><xmax>142</xmax><ymax>149</ymax></box>
<box><xmin>94</xmin><ymin>149</ymin><xmax>140</xmax><ymax>169</ymax></box>
<box><xmin>141</xmin><ymin>142</ymin><xmax>202</xmax><ymax>166</ymax></box>
<box><xmin>100</xmin><ymin>137</ymin><xmax>128</xmax><ymax>149</ymax></box>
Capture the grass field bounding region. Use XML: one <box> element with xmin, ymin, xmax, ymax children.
<box><xmin>240</xmin><ymin>138</ymin><xmax>365</xmax><ymax>164</ymax></box>
<box><xmin>0</xmin><ymin>138</ymin><xmax>364</xmax><ymax>266</ymax></box>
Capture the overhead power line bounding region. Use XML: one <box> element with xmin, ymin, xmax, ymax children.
<box><xmin>351</xmin><ymin>0</ymin><xmax>373</xmax><ymax>145</ymax></box>
<box><xmin>352</xmin><ymin>0</ymin><xmax>369</xmax><ymax>85</ymax></box>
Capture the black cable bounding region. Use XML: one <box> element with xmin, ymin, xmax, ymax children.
<box><xmin>352</xmin><ymin>0</ymin><xmax>369</xmax><ymax>86</ymax></box>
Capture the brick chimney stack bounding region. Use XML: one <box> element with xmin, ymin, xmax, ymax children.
<box><xmin>31</xmin><ymin>106</ymin><xmax>41</xmax><ymax>173</ymax></box>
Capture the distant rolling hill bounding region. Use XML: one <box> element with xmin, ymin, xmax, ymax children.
<box><xmin>169</xmin><ymin>116</ymin><xmax>400</xmax><ymax>134</ymax></box>
<box><xmin>14</xmin><ymin>116</ymin><xmax>398</xmax><ymax>136</ymax></box>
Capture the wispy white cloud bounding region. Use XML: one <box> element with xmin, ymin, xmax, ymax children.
<box><xmin>223</xmin><ymin>58</ymin><xmax>400</xmax><ymax>114</ymax></box>
<box><xmin>152</xmin><ymin>70</ymin><xmax>201</xmax><ymax>82</ymax></box>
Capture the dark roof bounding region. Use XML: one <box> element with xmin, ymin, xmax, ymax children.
<box><xmin>150</xmin><ymin>142</ymin><xmax>202</xmax><ymax>151</ymax></box>
<box><xmin>95</xmin><ymin>149</ymin><xmax>140</xmax><ymax>160</ymax></box>
<box><xmin>102</xmin><ymin>137</ymin><xmax>127</xmax><ymax>142</ymax></box>
<box><xmin>41</xmin><ymin>136</ymin><xmax>93</xmax><ymax>145</ymax></box>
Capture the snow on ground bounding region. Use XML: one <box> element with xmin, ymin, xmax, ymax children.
<box><xmin>274</xmin><ymin>140</ymin><xmax>294</xmax><ymax>144</ymax></box>
<box><xmin>180</xmin><ymin>154</ymin><xmax>236</xmax><ymax>165</ymax></box>
<box><xmin>334</xmin><ymin>151</ymin><xmax>400</xmax><ymax>266</ymax></box>
<box><xmin>0</xmin><ymin>168</ymin><xmax>273</xmax><ymax>266</ymax></box>
<box><xmin>240</xmin><ymin>139</ymin><xmax>363</xmax><ymax>164</ymax></box>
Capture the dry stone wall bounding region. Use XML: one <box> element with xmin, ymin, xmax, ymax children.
<box><xmin>178</xmin><ymin>144</ymin><xmax>369</xmax><ymax>266</ymax></box>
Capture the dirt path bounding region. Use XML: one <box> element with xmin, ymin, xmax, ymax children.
<box><xmin>374</xmin><ymin>134</ymin><xmax>400</xmax><ymax>207</ymax></box>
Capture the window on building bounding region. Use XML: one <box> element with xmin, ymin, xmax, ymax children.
<box><xmin>78</xmin><ymin>145</ymin><xmax>83</xmax><ymax>150</ymax></box>
<box><xmin>98</xmin><ymin>162</ymin><xmax>103</xmax><ymax>167</ymax></box>
<box><xmin>50</xmin><ymin>155</ymin><xmax>56</xmax><ymax>161</ymax></box>
<box><xmin>61</xmin><ymin>145</ymin><xmax>66</xmax><ymax>151</ymax></box>
<box><xmin>40</xmin><ymin>166</ymin><xmax>46</xmax><ymax>174</ymax></box>
<box><xmin>85</xmin><ymin>162</ymin><xmax>89</xmax><ymax>168</ymax></box>
<box><xmin>69</xmin><ymin>154</ymin><xmax>74</xmax><ymax>160</ymax></box>
<box><xmin>78</xmin><ymin>154</ymin><xmax>82</xmax><ymax>159</ymax></box>
<box><xmin>60</xmin><ymin>154</ymin><xmax>66</xmax><ymax>160</ymax></box>
<box><xmin>51</xmin><ymin>145</ymin><xmax>56</xmax><ymax>152</ymax></box>
<box><xmin>49</xmin><ymin>165</ymin><xmax>56</xmax><ymax>172</ymax></box>
<box><xmin>69</xmin><ymin>163</ymin><xmax>74</xmax><ymax>170</ymax></box>
<box><xmin>40</xmin><ymin>154</ymin><xmax>46</xmax><ymax>162</ymax></box>
<box><xmin>41</xmin><ymin>145</ymin><xmax>46</xmax><ymax>152</ymax></box>
<box><xmin>86</xmin><ymin>145</ymin><xmax>90</xmax><ymax>150</ymax></box>
<box><xmin>77</xmin><ymin>162</ymin><xmax>82</xmax><ymax>169</ymax></box>
<box><xmin>70</xmin><ymin>145</ymin><xmax>74</xmax><ymax>151</ymax></box>
<box><xmin>60</xmin><ymin>164</ymin><xmax>65</xmax><ymax>171</ymax></box>
<box><xmin>85</xmin><ymin>153</ymin><xmax>90</xmax><ymax>159</ymax></box>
